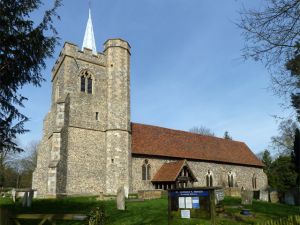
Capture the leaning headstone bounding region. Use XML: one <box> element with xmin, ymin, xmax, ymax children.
<box><xmin>11</xmin><ymin>188</ymin><xmax>16</xmax><ymax>203</ymax></box>
<box><xmin>270</xmin><ymin>191</ymin><xmax>279</xmax><ymax>203</ymax></box>
<box><xmin>241</xmin><ymin>190</ymin><xmax>253</xmax><ymax>205</ymax></box>
<box><xmin>117</xmin><ymin>186</ymin><xmax>125</xmax><ymax>210</ymax></box>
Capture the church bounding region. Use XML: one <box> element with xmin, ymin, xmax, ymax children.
<box><xmin>32</xmin><ymin>10</ymin><xmax>267</xmax><ymax>197</ymax></box>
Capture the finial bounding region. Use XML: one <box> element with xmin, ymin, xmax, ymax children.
<box><xmin>82</xmin><ymin>4</ymin><xmax>97</xmax><ymax>54</ymax></box>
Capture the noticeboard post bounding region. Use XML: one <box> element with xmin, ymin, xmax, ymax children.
<box><xmin>168</xmin><ymin>187</ymin><xmax>223</xmax><ymax>225</ymax></box>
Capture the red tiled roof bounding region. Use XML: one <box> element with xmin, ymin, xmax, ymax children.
<box><xmin>131</xmin><ymin>123</ymin><xmax>264</xmax><ymax>167</ymax></box>
<box><xmin>152</xmin><ymin>160</ymin><xmax>197</xmax><ymax>182</ymax></box>
<box><xmin>152</xmin><ymin>160</ymin><xmax>185</xmax><ymax>182</ymax></box>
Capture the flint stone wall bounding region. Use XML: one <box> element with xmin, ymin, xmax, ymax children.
<box><xmin>131</xmin><ymin>156</ymin><xmax>268</xmax><ymax>193</ymax></box>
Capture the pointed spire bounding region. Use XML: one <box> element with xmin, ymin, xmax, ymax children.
<box><xmin>82</xmin><ymin>8</ymin><xmax>97</xmax><ymax>54</ymax></box>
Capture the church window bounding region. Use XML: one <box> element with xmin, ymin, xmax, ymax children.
<box><xmin>252</xmin><ymin>174</ymin><xmax>257</xmax><ymax>189</ymax></box>
<box><xmin>228</xmin><ymin>171</ymin><xmax>234</xmax><ymax>187</ymax></box>
<box><xmin>206</xmin><ymin>170</ymin><xmax>213</xmax><ymax>187</ymax></box>
<box><xmin>142</xmin><ymin>160</ymin><xmax>151</xmax><ymax>181</ymax></box>
<box><xmin>80</xmin><ymin>70</ymin><xmax>93</xmax><ymax>94</ymax></box>
<box><xmin>95</xmin><ymin>112</ymin><xmax>99</xmax><ymax>120</ymax></box>
<box><xmin>87</xmin><ymin>77</ymin><xmax>93</xmax><ymax>93</ymax></box>
<box><xmin>80</xmin><ymin>76</ymin><xmax>85</xmax><ymax>92</ymax></box>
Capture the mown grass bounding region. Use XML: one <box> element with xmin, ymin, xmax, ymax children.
<box><xmin>0</xmin><ymin>196</ymin><xmax>299</xmax><ymax>225</ymax></box>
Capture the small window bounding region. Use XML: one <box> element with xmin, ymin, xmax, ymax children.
<box><xmin>142</xmin><ymin>164</ymin><xmax>146</xmax><ymax>180</ymax></box>
<box><xmin>87</xmin><ymin>77</ymin><xmax>92</xmax><ymax>94</ymax></box>
<box><xmin>111</xmin><ymin>158</ymin><xmax>114</xmax><ymax>163</ymax></box>
<box><xmin>228</xmin><ymin>172</ymin><xmax>234</xmax><ymax>187</ymax></box>
<box><xmin>206</xmin><ymin>170</ymin><xmax>213</xmax><ymax>187</ymax></box>
<box><xmin>81</xmin><ymin>76</ymin><xmax>85</xmax><ymax>92</ymax></box>
<box><xmin>252</xmin><ymin>174</ymin><xmax>257</xmax><ymax>189</ymax></box>
<box><xmin>95</xmin><ymin>112</ymin><xmax>99</xmax><ymax>120</ymax></box>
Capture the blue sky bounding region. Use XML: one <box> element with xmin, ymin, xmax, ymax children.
<box><xmin>19</xmin><ymin>0</ymin><xmax>292</xmax><ymax>154</ymax></box>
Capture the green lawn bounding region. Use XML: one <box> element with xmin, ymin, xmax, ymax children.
<box><xmin>0</xmin><ymin>196</ymin><xmax>299</xmax><ymax>225</ymax></box>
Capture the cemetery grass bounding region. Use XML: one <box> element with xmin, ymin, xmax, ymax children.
<box><xmin>0</xmin><ymin>196</ymin><xmax>299</xmax><ymax>225</ymax></box>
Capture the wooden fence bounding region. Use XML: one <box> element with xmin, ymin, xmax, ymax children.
<box><xmin>0</xmin><ymin>208</ymin><xmax>87</xmax><ymax>225</ymax></box>
<box><xmin>258</xmin><ymin>215</ymin><xmax>300</xmax><ymax>225</ymax></box>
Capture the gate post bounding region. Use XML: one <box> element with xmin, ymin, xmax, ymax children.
<box><xmin>0</xmin><ymin>207</ymin><xmax>12</xmax><ymax>225</ymax></box>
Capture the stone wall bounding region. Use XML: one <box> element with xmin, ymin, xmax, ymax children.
<box><xmin>131</xmin><ymin>156</ymin><xmax>268</xmax><ymax>193</ymax></box>
<box><xmin>65</xmin><ymin>127</ymin><xmax>106</xmax><ymax>194</ymax></box>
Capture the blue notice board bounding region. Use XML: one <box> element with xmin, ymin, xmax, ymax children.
<box><xmin>192</xmin><ymin>197</ymin><xmax>200</xmax><ymax>209</ymax></box>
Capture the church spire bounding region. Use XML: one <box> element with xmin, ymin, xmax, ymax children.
<box><xmin>82</xmin><ymin>8</ymin><xmax>97</xmax><ymax>54</ymax></box>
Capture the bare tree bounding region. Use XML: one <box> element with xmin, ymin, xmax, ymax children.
<box><xmin>189</xmin><ymin>126</ymin><xmax>215</xmax><ymax>136</ymax></box>
<box><xmin>238</xmin><ymin>0</ymin><xmax>300</xmax><ymax>97</ymax></box>
<box><xmin>270</xmin><ymin>119</ymin><xmax>298</xmax><ymax>155</ymax></box>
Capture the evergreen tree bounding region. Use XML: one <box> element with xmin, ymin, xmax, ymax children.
<box><xmin>292</xmin><ymin>128</ymin><xmax>300</xmax><ymax>185</ymax></box>
<box><xmin>268</xmin><ymin>155</ymin><xmax>297</xmax><ymax>192</ymax></box>
<box><xmin>0</xmin><ymin>0</ymin><xmax>61</xmax><ymax>156</ymax></box>
<box><xmin>224</xmin><ymin>131</ymin><xmax>232</xmax><ymax>140</ymax></box>
<box><xmin>262</xmin><ymin>150</ymin><xmax>272</xmax><ymax>175</ymax></box>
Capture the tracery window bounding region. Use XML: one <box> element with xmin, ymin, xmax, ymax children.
<box><xmin>206</xmin><ymin>170</ymin><xmax>213</xmax><ymax>187</ymax></box>
<box><xmin>80</xmin><ymin>70</ymin><xmax>93</xmax><ymax>94</ymax></box>
<box><xmin>142</xmin><ymin>159</ymin><xmax>151</xmax><ymax>181</ymax></box>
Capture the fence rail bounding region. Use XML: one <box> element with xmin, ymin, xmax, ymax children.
<box><xmin>0</xmin><ymin>208</ymin><xmax>88</xmax><ymax>225</ymax></box>
<box><xmin>258</xmin><ymin>215</ymin><xmax>300</xmax><ymax>225</ymax></box>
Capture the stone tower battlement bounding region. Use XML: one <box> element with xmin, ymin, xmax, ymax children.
<box><xmin>51</xmin><ymin>42</ymin><xmax>106</xmax><ymax>81</ymax></box>
<box><xmin>32</xmin><ymin>38</ymin><xmax>132</xmax><ymax>196</ymax></box>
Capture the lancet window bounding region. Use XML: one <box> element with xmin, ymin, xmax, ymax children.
<box><xmin>206</xmin><ymin>170</ymin><xmax>213</xmax><ymax>187</ymax></box>
<box><xmin>228</xmin><ymin>171</ymin><xmax>234</xmax><ymax>187</ymax></box>
<box><xmin>252</xmin><ymin>174</ymin><xmax>257</xmax><ymax>189</ymax></box>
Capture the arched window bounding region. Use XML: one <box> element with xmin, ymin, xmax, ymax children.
<box><xmin>81</xmin><ymin>76</ymin><xmax>85</xmax><ymax>92</ymax></box>
<box><xmin>228</xmin><ymin>171</ymin><xmax>234</xmax><ymax>187</ymax></box>
<box><xmin>80</xmin><ymin>70</ymin><xmax>93</xmax><ymax>94</ymax></box>
<box><xmin>252</xmin><ymin>174</ymin><xmax>257</xmax><ymax>189</ymax></box>
<box><xmin>87</xmin><ymin>77</ymin><xmax>92</xmax><ymax>93</ymax></box>
<box><xmin>206</xmin><ymin>170</ymin><xmax>213</xmax><ymax>187</ymax></box>
<box><xmin>142</xmin><ymin>160</ymin><xmax>151</xmax><ymax>181</ymax></box>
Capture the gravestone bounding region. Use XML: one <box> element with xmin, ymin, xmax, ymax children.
<box><xmin>270</xmin><ymin>191</ymin><xmax>279</xmax><ymax>203</ymax></box>
<box><xmin>259</xmin><ymin>190</ymin><xmax>269</xmax><ymax>202</ymax></box>
<box><xmin>124</xmin><ymin>186</ymin><xmax>129</xmax><ymax>198</ymax></box>
<box><xmin>241</xmin><ymin>190</ymin><xmax>253</xmax><ymax>205</ymax></box>
<box><xmin>117</xmin><ymin>186</ymin><xmax>125</xmax><ymax>210</ymax></box>
<box><xmin>11</xmin><ymin>189</ymin><xmax>16</xmax><ymax>203</ymax></box>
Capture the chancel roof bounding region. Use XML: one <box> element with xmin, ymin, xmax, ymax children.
<box><xmin>131</xmin><ymin>123</ymin><xmax>264</xmax><ymax>167</ymax></box>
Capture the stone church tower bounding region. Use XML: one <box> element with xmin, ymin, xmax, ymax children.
<box><xmin>32</xmin><ymin>10</ymin><xmax>131</xmax><ymax>196</ymax></box>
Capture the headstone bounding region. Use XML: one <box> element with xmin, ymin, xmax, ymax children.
<box><xmin>259</xmin><ymin>190</ymin><xmax>269</xmax><ymax>202</ymax></box>
<box><xmin>124</xmin><ymin>186</ymin><xmax>129</xmax><ymax>198</ymax></box>
<box><xmin>11</xmin><ymin>188</ymin><xmax>16</xmax><ymax>203</ymax></box>
<box><xmin>241</xmin><ymin>190</ymin><xmax>253</xmax><ymax>205</ymax></box>
<box><xmin>22</xmin><ymin>192</ymin><xmax>28</xmax><ymax>207</ymax></box>
<box><xmin>270</xmin><ymin>191</ymin><xmax>279</xmax><ymax>203</ymax></box>
<box><xmin>117</xmin><ymin>186</ymin><xmax>125</xmax><ymax>210</ymax></box>
<box><xmin>284</xmin><ymin>190</ymin><xmax>295</xmax><ymax>205</ymax></box>
<box><xmin>96</xmin><ymin>192</ymin><xmax>104</xmax><ymax>201</ymax></box>
<box><xmin>27</xmin><ymin>190</ymin><xmax>34</xmax><ymax>207</ymax></box>
<box><xmin>215</xmin><ymin>189</ymin><xmax>225</xmax><ymax>202</ymax></box>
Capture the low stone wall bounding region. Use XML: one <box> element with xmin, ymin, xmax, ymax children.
<box><xmin>138</xmin><ymin>190</ymin><xmax>165</xmax><ymax>200</ymax></box>
<box><xmin>224</xmin><ymin>187</ymin><xmax>241</xmax><ymax>197</ymax></box>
